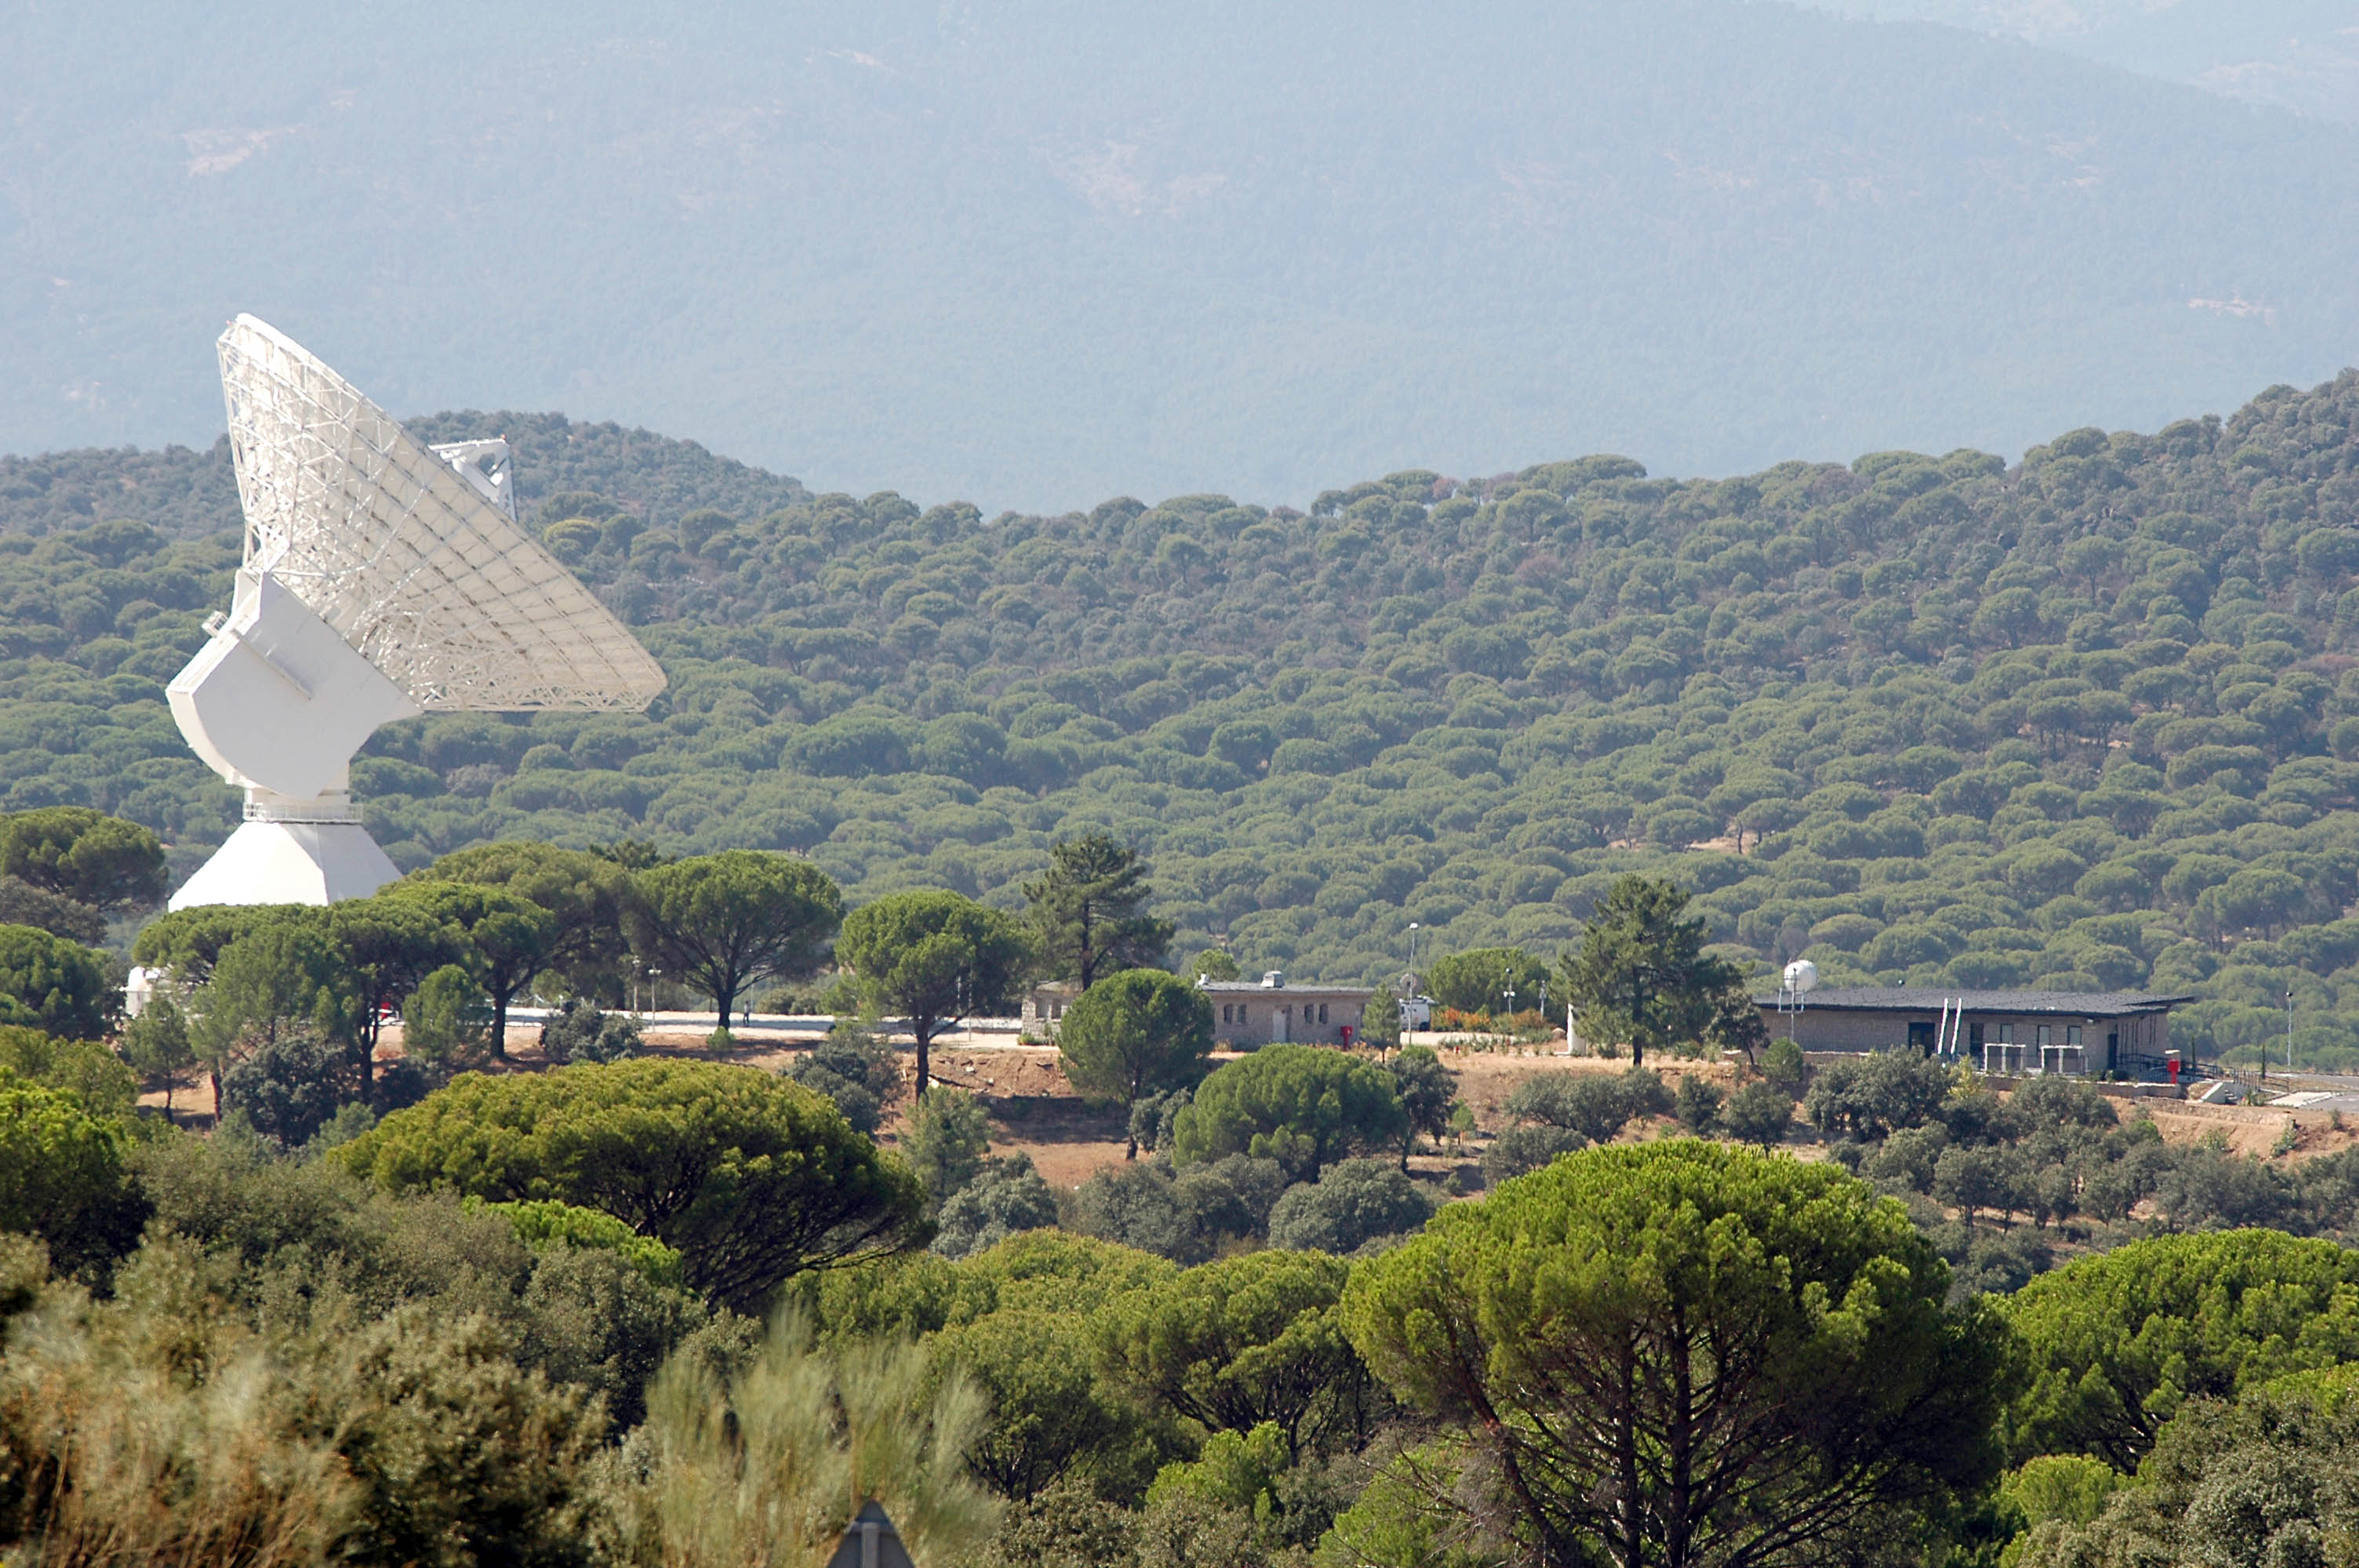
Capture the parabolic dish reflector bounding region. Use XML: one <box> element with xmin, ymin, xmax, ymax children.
<box><xmin>216</xmin><ymin>314</ymin><xmax>667</xmax><ymax>710</ymax></box>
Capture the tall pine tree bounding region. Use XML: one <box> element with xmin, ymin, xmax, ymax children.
<box><xmin>1023</xmin><ymin>833</ymin><xmax>1175</xmax><ymax>989</ymax></box>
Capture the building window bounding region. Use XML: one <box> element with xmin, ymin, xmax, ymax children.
<box><xmin>2066</xmin><ymin>1025</ymin><xmax>2081</xmax><ymax>1047</ymax></box>
<box><xmin>1968</xmin><ymin>1021</ymin><xmax>1985</xmax><ymax>1047</ymax></box>
<box><xmin>1318</xmin><ymin>1004</ymin><xmax>1329</xmax><ymax>1024</ymax></box>
<box><xmin>1220</xmin><ymin>1004</ymin><xmax>1231</xmax><ymax>1024</ymax></box>
<box><xmin>2037</xmin><ymin>1025</ymin><xmax>2051</xmax><ymax>1047</ymax></box>
<box><xmin>1998</xmin><ymin>1024</ymin><xmax>2012</xmax><ymax>1044</ymax></box>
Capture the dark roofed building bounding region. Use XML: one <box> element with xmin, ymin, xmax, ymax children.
<box><xmin>1752</xmin><ymin>987</ymin><xmax>2190</xmax><ymax>1077</ymax></box>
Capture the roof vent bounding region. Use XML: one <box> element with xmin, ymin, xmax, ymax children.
<box><xmin>1261</xmin><ymin>970</ymin><xmax>1284</xmax><ymax>988</ymax></box>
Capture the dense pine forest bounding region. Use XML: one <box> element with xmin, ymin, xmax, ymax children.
<box><xmin>8</xmin><ymin>380</ymin><xmax>2359</xmax><ymax>1067</ymax></box>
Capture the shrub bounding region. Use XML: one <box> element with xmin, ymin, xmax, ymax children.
<box><xmin>1803</xmin><ymin>1051</ymin><xmax>1954</xmax><ymax>1142</ymax></box>
<box><xmin>339</xmin><ymin>1058</ymin><xmax>927</xmax><ymax>1312</ymax></box>
<box><xmin>0</xmin><ymin>1065</ymin><xmax>144</xmax><ymax>1276</ymax></box>
<box><xmin>1072</xmin><ymin>1161</ymin><xmax>1192</xmax><ymax>1262</ymax></box>
<box><xmin>0</xmin><ymin>923</ymin><xmax>111</xmax><ymax>1040</ymax></box>
<box><xmin>1128</xmin><ymin>1085</ymin><xmax>1190</xmax><ymax>1157</ymax></box>
<box><xmin>787</xmin><ymin>1022</ymin><xmax>902</xmax><ymax>1135</ymax></box>
<box><xmin>1503</xmin><ymin>1067</ymin><xmax>1671</xmax><ymax>1144</ymax></box>
<box><xmin>1721</xmin><ymin>1081</ymin><xmax>1795</xmax><ymax>1146</ymax></box>
<box><xmin>906</xmin><ymin>1088</ymin><xmax>992</xmax><ymax>1205</ymax></box>
<box><xmin>1483</xmin><ymin>1124</ymin><xmax>1588</xmax><ymax>1185</ymax></box>
<box><xmin>601</xmin><ymin>1312</ymin><xmax>999</xmax><ymax>1568</ymax></box>
<box><xmin>1389</xmin><ymin>1045</ymin><xmax>1459</xmax><ymax>1160</ymax></box>
<box><xmin>538</xmin><ymin>996</ymin><xmax>643</xmax><ymax>1065</ymax></box>
<box><xmin>1171</xmin><ymin>1046</ymin><xmax>1408</xmax><ymax>1181</ymax></box>
<box><xmin>220</xmin><ymin>1027</ymin><xmax>352</xmax><ymax>1150</ymax></box>
<box><xmin>1265</xmin><ymin>1159</ymin><xmax>1438</xmax><ymax>1254</ymax></box>
<box><xmin>1673</xmin><ymin>1074</ymin><xmax>1723</xmax><ymax>1134</ymax></box>
<box><xmin>1174</xmin><ymin>1154</ymin><xmax>1288</xmax><ymax>1251</ymax></box>
<box><xmin>934</xmin><ymin>1155</ymin><xmax>1060</xmax><ymax>1261</ymax></box>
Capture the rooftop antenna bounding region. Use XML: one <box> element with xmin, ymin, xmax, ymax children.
<box><xmin>165</xmin><ymin>315</ymin><xmax>667</xmax><ymax>908</ymax></box>
<box><xmin>1777</xmin><ymin>958</ymin><xmax>1817</xmax><ymax>1043</ymax></box>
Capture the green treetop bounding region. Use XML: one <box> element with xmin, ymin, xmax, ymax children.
<box><xmin>1170</xmin><ymin>1044</ymin><xmax>1407</xmax><ymax>1181</ymax></box>
<box><xmin>625</xmin><ymin>851</ymin><xmax>844</xmax><ymax>1040</ymax></box>
<box><xmin>1023</xmin><ymin>832</ymin><xmax>1174</xmax><ymax>989</ymax></box>
<box><xmin>838</xmin><ymin>889</ymin><xmax>1030</xmax><ymax>1096</ymax></box>
<box><xmin>1055</xmin><ymin>969</ymin><xmax>1216</xmax><ymax>1158</ymax></box>
<box><xmin>1343</xmin><ymin>1142</ymin><xmax>2007</xmax><ymax>1568</ymax></box>
<box><xmin>340</xmin><ymin>1057</ymin><xmax>925</xmax><ymax>1313</ymax></box>
<box><xmin>1554</xmin><ymin>873</ymin><xmax>1739</xmax><ymax>1065</ymax></box>
<box><xmin>2004</xmin><ymin>1229</ymin><xmax>2359</xmax><ymax>1470</ymax></box>
<box><xmin>0</xmin><ymin>806</ymin><xmax>165</xmax><ymax>913</ymax></box>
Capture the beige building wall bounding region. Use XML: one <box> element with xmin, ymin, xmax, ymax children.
<box><xmin>1758</xmin><ymin>1003</ymin><xmax>2172</xmax><ymax>1073</ymax></box>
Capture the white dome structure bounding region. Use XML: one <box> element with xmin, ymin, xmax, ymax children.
<box><xmin>165</xmin><ymin>316</ymin><xmax>667</xmax><ymax>910</ymax></box>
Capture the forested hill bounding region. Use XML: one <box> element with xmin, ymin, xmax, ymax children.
<box><xmin>0</xmin><ymin>412</ymin><xmax>811</xmax><ymax>543</ymax></box>
<box><xmin>9</xmin><ymin>379</ymin><xmax>2359</xmax><ymax>1066</ymax></box>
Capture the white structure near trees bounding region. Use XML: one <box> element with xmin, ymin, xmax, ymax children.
<box><xmin>165</xmin><ymin>314</ymin><xmax>667</xmax><ymax>909</ymax></box>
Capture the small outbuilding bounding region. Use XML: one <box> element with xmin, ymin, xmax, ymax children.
<box><xmin>1200</xmin><ymin>971</ymin><xmax>1374</xmax><ymax>1048</ymax></box>
<box><xmin>1753</xmin><ymin>986</ymin><xmax>2190</xmax><ymax>1077</ymax></box>
<box><xmin>1023</xmin><ymin>972</ymin><xmax>1378</xmax><ymax>1050</ymax></box>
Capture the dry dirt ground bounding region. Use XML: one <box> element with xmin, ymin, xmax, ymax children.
<box><xmin>136</xmin><ymin>1024</ymin><xmax>2359</xmax><ymax>1191</ymax></box>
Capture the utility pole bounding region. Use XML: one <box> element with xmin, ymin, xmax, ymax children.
<box><xmin>2288</xmin><ymin>989</ymin><xmax>2295</xmax><ymax>1080</ymax></box>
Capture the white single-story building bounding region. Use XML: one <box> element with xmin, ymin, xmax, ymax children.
<box><xmin>1201</xmin><ymin>971</ymin><xmax>1374</xmax><ymax>1047</ymax></box>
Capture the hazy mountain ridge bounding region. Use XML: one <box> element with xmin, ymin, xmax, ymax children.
<box><xmin>1822</xmin><ymin>0</ymin><xmax>2359</xmax><ymax>122</ymax></box>
<box><xmin>6</xmin><ymin>2</ymin><xmax>2358</xmax><ymax>509</ymax></box>
<box><xmin>0</xmin><ymin>413</ymin><xmax>812</xmax><ymax>544</ymax></box>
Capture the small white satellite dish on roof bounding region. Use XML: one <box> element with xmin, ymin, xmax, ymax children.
<box><xmin>165</xmin><ymin>315</ymin><xmax>667</xmax><ymax>909</ymax></box>
<box><xmin>1782</xmin><ymin>958</ymin><xmax>1819</xmax><ymax>995</ymax></box>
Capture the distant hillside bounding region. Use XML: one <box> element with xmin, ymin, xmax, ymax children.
<box><xmin>1827</xmin><ymin>1</ymin><xmax>2359</xmax><ymax>122</ymax></box>
<box><xmin>0</xmin><ymin>415</ymin><xmax>810</xmax><ymax>543</ymax></box>
<box><xmin>10</xmin><ymin>381</ymin><xmax>2359</xmax><ymax>1070</ymax></box>
<box><xmin>5</xmin><ymin>2</ymin><xmax>2359</xmax><ymax>506</ymax></box>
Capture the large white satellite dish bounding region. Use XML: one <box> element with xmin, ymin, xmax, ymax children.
<box><xmin>165</xmin><ymin>315</ymin><xmax>667</xmax><ymax>909</ymax></box>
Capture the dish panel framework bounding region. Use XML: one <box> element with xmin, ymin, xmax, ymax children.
<box><xmin>162</xmin><ymin>315</ymin><xmax>667</xmax><ymax>912</ymax></box>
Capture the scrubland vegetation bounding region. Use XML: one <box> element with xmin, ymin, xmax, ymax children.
<box><xmin>10</xmin><ymin>378</ymin><xmax>2359</xmax><ymax>1560</ymax></box>
<box><xmin>13</xmin><ymin>378</ymin><xmax>2359</xmax><ymax>1065</ymax></box>
<box><xmin>4</xmin><ymin>821</ymin><xmax>2359</xmax><ymax>1564</ymax></box>
<box><xmin>12</xmin><ymin>1020</ymin><xmax>2359</xmax><ymax>1567</ymax></box>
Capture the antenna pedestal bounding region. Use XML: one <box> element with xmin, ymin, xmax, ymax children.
<box><xmin>167</xmin><ymin>789</ymin><xmax>400</xmax><ymax>910</ymax></box>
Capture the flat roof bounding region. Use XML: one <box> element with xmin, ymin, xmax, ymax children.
<box><xmin>1753</xmin><ymin>987</ymin><xmax>2193</xmax><ymax>1018</ymax></box>
<box><xmin>1198</xmin><ymin>981</ymin><xmax>1374</xmax><ymax>995</ymax></box>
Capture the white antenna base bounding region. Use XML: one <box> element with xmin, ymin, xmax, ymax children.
<box><xmin>168</xmin><ymin>789</ymin><xmax>399</xmax><ymax>909</ymax></box>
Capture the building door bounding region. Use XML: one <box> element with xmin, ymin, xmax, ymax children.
<box><xmin>1274</xmin><ymin>1004</ymin><xmax>1289</xmax><ymax>1045</ymax></box>
<box><xmin>1907</xmin><ymin>1020</ymin><xmax>1936</xmax><ymax>1054</ymax></box>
